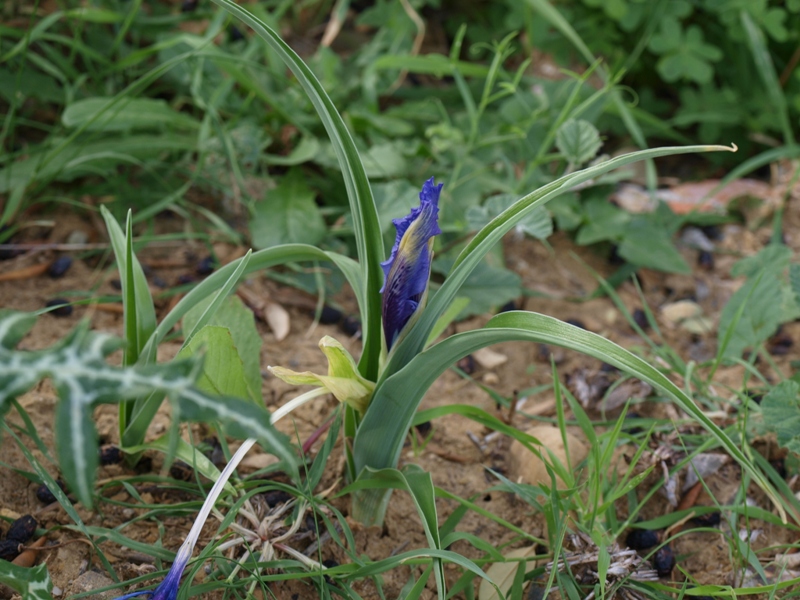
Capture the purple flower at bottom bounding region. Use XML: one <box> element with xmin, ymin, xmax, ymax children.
<box><xmin>381</xmin><ymin>177</ymin><xmax>443</xmax><ymax>350</ymax></box>
<box><xmin>114</xmin><ymin>544</ymin><xmax>190</xmax><ymax>600</ymax></box>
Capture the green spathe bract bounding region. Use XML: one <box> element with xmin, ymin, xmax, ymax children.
<box><xmin>202</xmin><ymin>1</ymin><xmax>781</xmax><ymax>534</ymax></box>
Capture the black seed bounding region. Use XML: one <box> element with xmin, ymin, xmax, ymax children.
<box><xmin>201</xmin><ymin>437</ymin><xmax>224</xmax><ymax>466</ymax></box>
<box><xmin>700</xmin><ymin>225</ymin><xmax>722</xmax><ymax>241</ymax></box>
<box><xmin>768</xmin><ymin>330</ymin><xmax>793</xmax><ymax>356</ymax></box>
<box><xmin>632</xmin><ymin>308</ymin><xmax>649</xmax><ymax>330</ymax></box>
<box><xmin>600</xmin><ymin>362</ymin><xmax>619</xmax><ymax>373</ymax></box>
<box><xmin>6</xmin><ymin>515</ymin><xmax>37</xmax><ymax>543</ymax></box>
<box><xmin>609</xmin><ymin>245</ymin><xmax>625</xmax><ymax>265</ymax></box>
<box><xmin>36</xmin><ymin>480</ymin><xmax>66</xmax><ymax>504</ymax></box>
<box><xmin>177</xmin><ymin>274</ymin><xmax>195</xmax><ymax>285</ymax></box>
<box><xmin>318</xmin><ymin>305</ymin><xmax>343</xmax><ymax>325</ymax></box>
<box><xmin>457</xmin><ymin>354</ymin><xmax>476</xmax><ymax>374</ymax></box>
<box><xmin>534</xmin><ymin>543</ymin><xmax>548</xmax><ymax>555</ymax></box>
<box><xmin>770</xmin><ymin>458</ymin><xmax>788</xmax><ymax>479</ymax></box>
<box><xmin>483</xmin><ymin>493</ymin><xmax>492</xmax><ymax>501</ymax></box>
<box><xmin>527</xmin><ymin>583</ymin><xmax>545</xmax><ymax>600</ymax></box>
<box><xmin>134</xmin><ymin>456</ymin><xmax>153</xmax><ymax>474</ymax></box>
<box><xmin>48</xmin><ymin>256</ymin><xmax>73</xmax><ymax>278</ymax></box>
<box><xmin>263</xmin><ymin>490</ymin><xmax>292</xmax><ymax>507</ymax></box>
<box><xmin>170</xmin><ymin>461</ymin><xmax>194</xmax><ymax>481</ymax></box>
<box><xmin>195</xmin><ymin>256</ymin><xmax>215</xmax><ymax>276</ymax></box>
<box><xmin>565</xmin><ymin>318</ymin><xmax>587</xmax><ymax>330</ymax></box>
<box><xmin>181</xmin><ymin>0</ymin><xmax>198</xmax><ymax>11</ymax></box>
<box><xmin>229</xmin><ymin>26</ymin><xmax>244</xmax><ymax>41</ymax></box>
<box><xmin>99</xmin><ymin>445</ymin><xmax>123</xmax><ymax>465</ymax></box>
<box><xmin>414</xmin><ymin>421</ymin><xmax>432</xmax><ymax>435</ymax></box>
<box><xmin>0</xmin><ymin>540</ymin><xmax>21</xmax><ymax>560</ymax></box>
<box><xmin>745</xmin><ymin>390</ymin><xmax>764</xmax><ymax>405</ymax></box>
<box><xmin>653</xmin><ymin>545</ymin><xmax>675</xmax><ymax>577</ymax></box>
<box><xmin>152</xmin><ymin>276</ymin><xmax>168</xmax><ymax>289</ymax></box>
<box><xmin>340</xmin><ymin>316</ymin><xmax>361</xmax><ymax>337</ymax></box>
<box><xmin>697</xmin><ymin>250</ymin><xmax>714</xmax><ymax>270</ymax></box>
<box><xmin>322</xmin><ymin>559</ymin><xmax>338</xmax><ymax>585</ymax></box>
<box><xmin>626</xmin><ymin>529</ymin><xmax>659</xmax><ymax>550</ymax></box>
<box><xmin>110</xmin><ymin>278</ymin><xmax>122</xmax><ymax>290</ymax></box>
<box><xmin>690</xmin><ymin>512</ymin><xmax>721</xmax><ymax>527</ymax></box>
<box><xmin>498</xmin><ymin>301</ymin><xmax>517</xmax><ymax>313</ymax></box>
<box><xmin>45</xmin><ymin>298</ymin><xmax>73</xmax><ymax>317</ymax></box>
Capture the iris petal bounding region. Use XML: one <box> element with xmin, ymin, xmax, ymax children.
<box><xmin>381</xmin><ymin>177</ymin><xmax>442</xmax><ymax>349</ymax></box>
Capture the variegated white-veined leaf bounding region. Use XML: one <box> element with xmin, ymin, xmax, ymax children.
<box><xmin>0</xmin><ymin>311</ymin><xmax>296</xmax><ymax>507</ymax></box>
<box><xmin>0</xmin><ymin>563</ymin><xmax>53</xmax><ymax>600</ymax></box>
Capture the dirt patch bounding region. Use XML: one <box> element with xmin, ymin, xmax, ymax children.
<box><xmin>1</xmin><ymin>201</ymin><xmax>799</xmax><ymax>598</ymax></box>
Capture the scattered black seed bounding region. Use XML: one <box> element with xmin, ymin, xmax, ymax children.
<box><xmin>653</xmin><ymin>545</ymin><xmax>675</xmax><ymax>577</ymax></box>
<box><xmin>700</xmin><ymin>225</ymin><xmax>723</xmax><ymax>241</ymax></box>
<box><xmin>527</xmin><ymin>583</ymin><xmax>545</xmax><ymax>600</ymax></box>
<box><xmin>745</xmin><ymin>390</ymin><xmax>764</xmax><ymax>405</ymax></box>
<box><xmin>608</xmin><ymin>245</ymin><xmax>626</xmax><ymax>265</ymax></box>
<box><xmin>45</xmin><ymin>298</ymin><xmax>73</xmax><ymax>317</ymax></box>
<box><xmin>768</xmin><ymin>330</ymin><xmax>793</xmax><ymax>356</ymax></box>
<box><xmin>262</xmin><ymin>490</ymin><xmax>292</xmax><ymax>507</ymax></box>
<box><xmin>48</xmin><ymin>255</ymin><xmax>73</xmax><ymax>278</ymax></box>
<box><xmin>195</xmin><ymin>256</ymin><xmax>215</xmax><ymax>276</ymax></box>
<box><xmin>626</xmin><ymin>529</ymin><xmax>659</xmax><ymax>550</ymax></box>
<box><xmin>134</xmin><ymin>456</ymin><xmax>153</xmax><ymax>474</ymax></box>
<box><xmin>483</xmin><ymin>493</ymin><xmax>492</xmax><ymax>502</ymax></box>
<box><xmin>769</xmin><ymin>458</ymin><xmax>788</xmax><ymax>479</ymax></box>
<box><xmin>6</xmin><ymin>515</ymin><xmax>37</xmax><ymax>543</ymax></box>
<box><xmin>632</xmin><ymin>308</ymin><xmax>649</xmax><ymax>330</ymax></box>
<box><xmin>110</xmin><ymin>278</ymin><xmax>122</xmax><ymax>290</ymax></box>
<box><xmin>229</xmin><ymin>26</ymin><xmax>244</xmax><ymax>41</ymax></box>
<box><xmin>414</xmin><ymin>421</ymin><xmax>432</xmax><ymax>435</ymax></box>
<box><xmin>457</xmin><ymin>354</ymin><xmax>476</xmax><ymax>374</ymax></box>
<box><xmin>322</xmin><ymin>559</ymin><xmax>338</xmax><ymax>585</ymax></box>
<box><xmin>0</xmin><ymin>540</ymin><xmax>21</xmax><ymax>560</ymax></box>
<box><xmin>170</xmin><ymin>461</ymin><xmax>194</xmax><ymax>481</ymax></box>
<box><xmin>305</xmin><ymin>514</ymin><xmax>317</xmax><ymax>532</ymax></box>
<box><xmin>181</xmin><ymin>0</ymin><xmax>198</xmax><ymax>11</ymax></box>
<box><xmin>697</xmin><ymin>250</ymin><xmax>714</xmax><ymax>270</ymax></box>
<box><xmin>340</xmin><ymin>315</ymin><xmax>361</xmax><ymax>337</ymax></box>
<box><xmin>99</xmin><ymin>445</ymin><xmax>123</xmax><ymax>465</ymax></box>
<box><xmin>177</xmin><ymin>274</ymin><xmax>196</xmax><ymax>285</ymax></box>
<box><xmin>201</xmin><ymin>437</ymin><xmax>224</xmax><ymax>466</ymax></box>
<box><xmin>498</xmin><ymin>300</ymin><xmax>517</xmax><ymax>313</ymax></box>
<box><xmin>600</xmin><ymin>362</ymin><xmax>619</xmax><ymax>373</ymax></box>
<box><xmin>318</xmin><ymin>305</ymin><xmax>343</xmax><ymax>325</ymax></box>
<box><xmin>152</xmin><ymin>276</ymin><xmax>168</xmax><ymax>289</ymax></box>
<box><xmin>534</xmin><ymin>543</ymin><xmax>548</xmax><ymax>555</ymax></box>
<box><xmin>565</xmin><ymin>318</ymin><xmax>587</xmax><ymax>330</ymax></box>
<box><xmin>36</xmin><ymin>480</ymin><xmax>66</xmax><ymax>504</ymax></box>
<box><xmin>690</xmin><ymin>512</ymin><xmax>721</xmax><ymax>527</ymax></box>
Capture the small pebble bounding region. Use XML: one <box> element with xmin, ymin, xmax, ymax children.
<box><xmin>48</xmin><ymin>256</ymin><xmax>73</xmax><ymax>278</ymax></box>
<box><xmin>45</xmin><ymin>298</ymin><xmax>73</xmax><ymax>317</ymax></box>
<box><xmin>6</xmin><ymin>515</ymin><xmax>37</xmax><ymax>543</ymax></box>
<box><xmin>626</xmin><ymin>529</ymin><xmax>659</xmax><ymax>550</ymax></box>
<box><xmin>653</xmin><ymin>545</ymin><xmax>675</xmax><ymax>577</ymax></box>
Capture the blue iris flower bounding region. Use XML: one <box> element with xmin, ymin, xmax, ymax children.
<box><xmin>114</xmin><ymin>543</ymin><xmax>190</xmax><ymax>600</ymax></box>
<box><xmin>381</xmin><ymin>177</ymin><xmax>443</xmax><ymax>350</ymax></box>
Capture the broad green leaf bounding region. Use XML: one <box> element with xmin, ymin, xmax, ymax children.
<box><xmin>0</xmin><ymin>563</ymin><xmax>53</xmax><ymax>600</ymax></box>
<box><xmin>0</xmin><ymin>313</ymin><xmax>296</xmax><ymax>507</ymax></box>
<box><xmin>177</xmin><ymin>326</ymin><xmax>251</xmax><ymax>401</ymax></box>
<box><xmin>432</xmin><ymin>259</ymin><xmax>521</xmax><ymax>319</ymax></box>
<box><xmin>263</xmin><ymin>136</ymin><xmax>320</xmax><ymax>165</ymax></box>
<box><xmin>466</xmin><ymin>194</ymin><xmax>552</xmax><ymax>241</ymax></box>
<box><xmin>762</xmin><ymin>381</ymin><xmax>800</xmax><ymax>454</ymax></box>
<box><xmin>250</xmin><ymin>170</ymin><xmax>327</xmax><ymax>249</ymax></box>
<box><xmin>355</xmin><ymin>311</ymin><xmax>782</xmax><ymax>521</ymax></box>
<box><xmin>62</xmin><ymin>97</ymin><xmax>200</xmax><ymax>132</ymax></box>
<box><xmin>183</xmin><ymin>295</ymin><xmax>263</xmax><ymax>403</ymax></box>
<box><xmin>555</xmin><ymin>119</ymin><xmax>602</xmax><ymax>165</ymax></box>
<box><xmin>210</xmin><ymin>0</ymin><xmax>384</xmax><ymax>381</ymax></box>
<box><xmin>617</xmin><ymin>219</ymin><xmax>690</xmax><ymax>273</ymax></box>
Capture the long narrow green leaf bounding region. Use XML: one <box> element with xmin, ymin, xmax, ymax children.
<box><xmin>356</xmin><ymin>310</ymin><xmax>783</xmax><ymax>521</ymax></box>
<box><xmin>209</xmin><ymin>0</ymin><xmax>384</xmax><ymax>380</ymax></box>
<box><xmin>384</xmin><ymin>144</ymin><xmax>734</xmax><ymax>377</ymax></box>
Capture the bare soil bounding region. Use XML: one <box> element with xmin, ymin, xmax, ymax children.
<box><xmin>1</xmin><ymin>198</ymin><xmax>799</xmax><ymax>599</ymax></box>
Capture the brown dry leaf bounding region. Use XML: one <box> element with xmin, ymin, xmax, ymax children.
<box><xmin>264</xmin><ymin>302</ymin><xmax>290</xmax><ymax>341</ymax></box>
<box><xmin>600</xmin><ymin>380</ymin><xmax>652</xmax><ymax>412</ymax></box>
<box><xmin>478</xmin><ymin>546</ymin><xmax>538</xmax><ymax>600</ymax></box>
